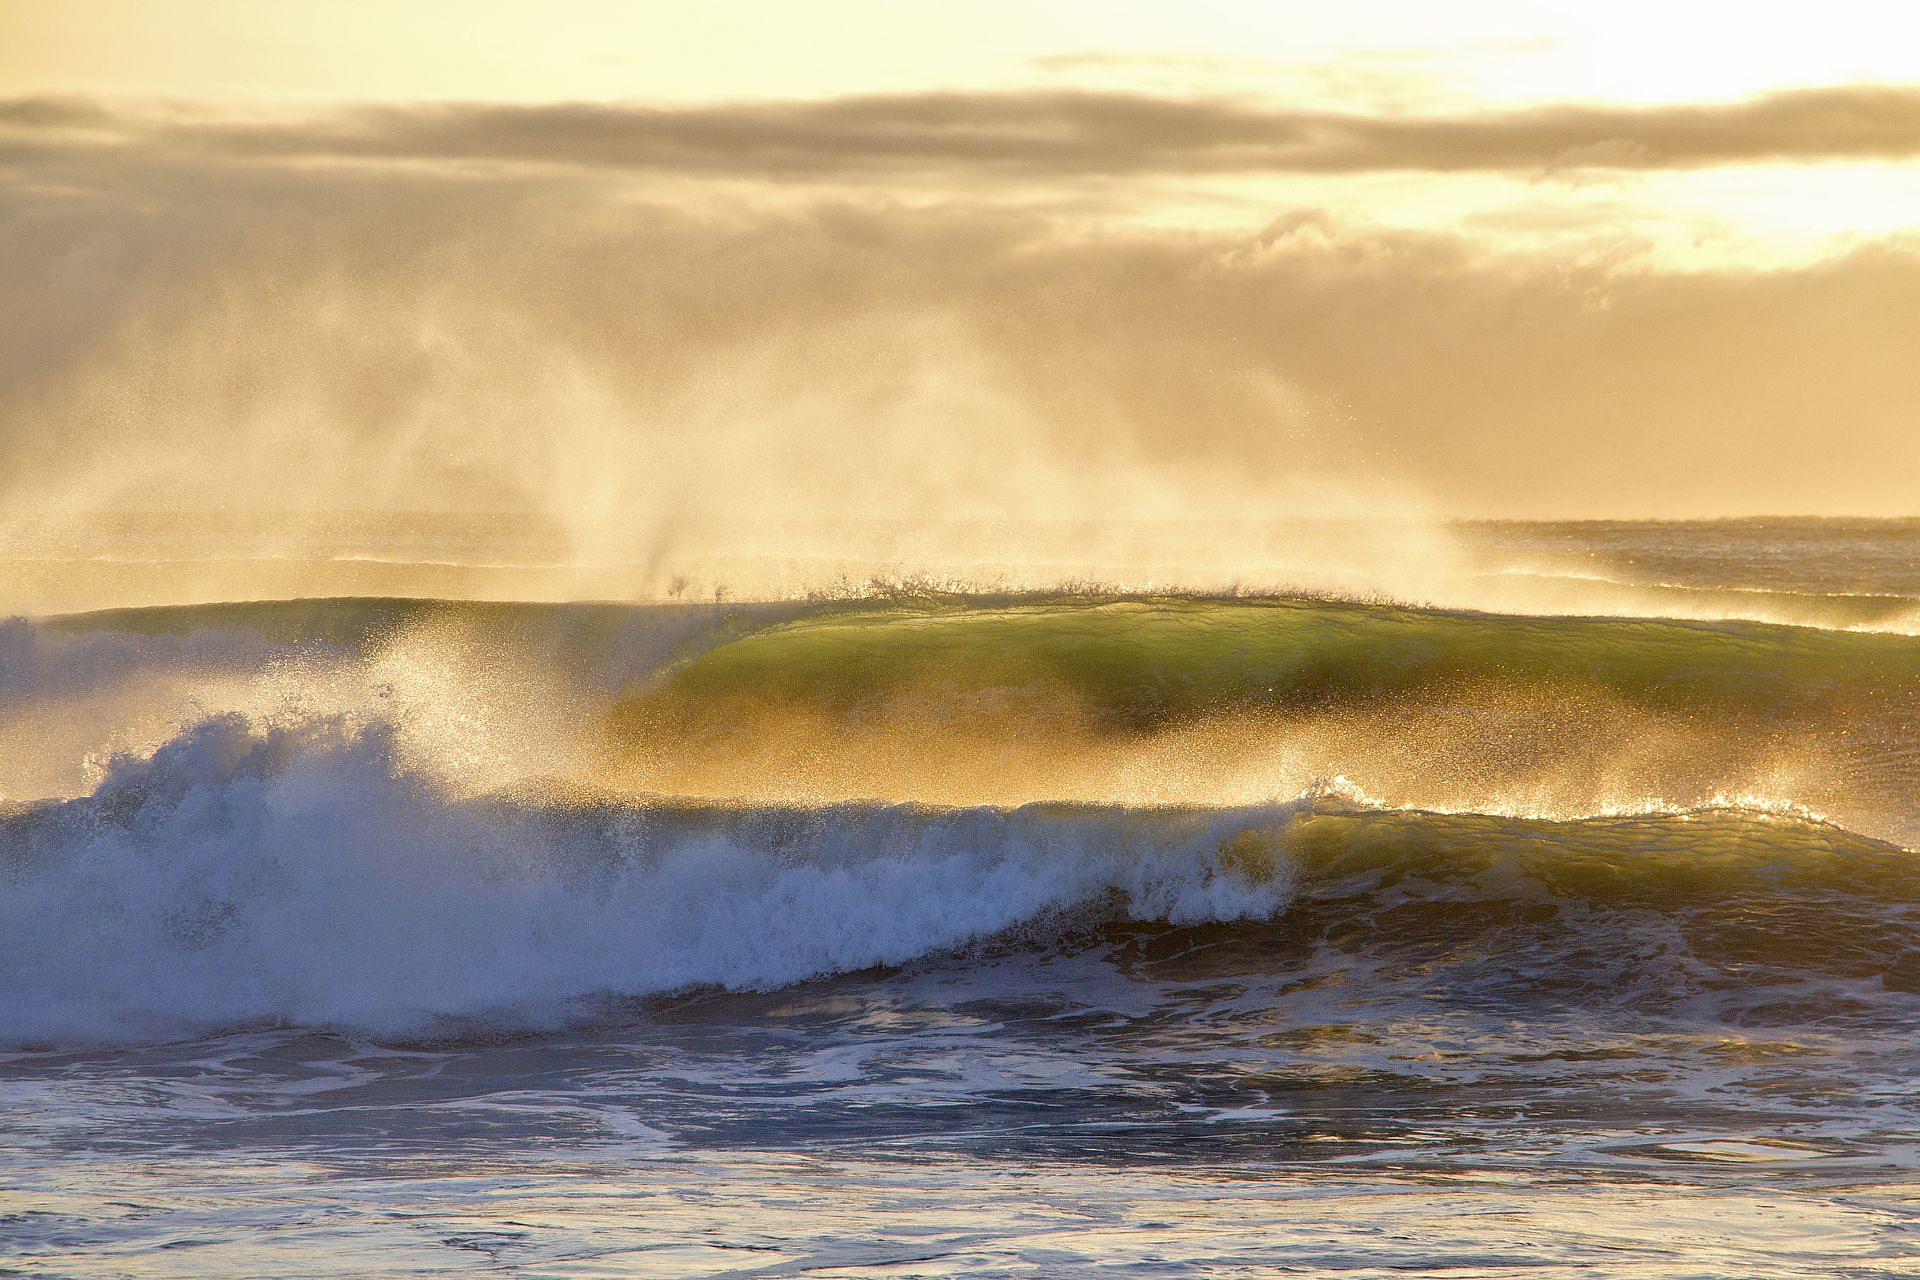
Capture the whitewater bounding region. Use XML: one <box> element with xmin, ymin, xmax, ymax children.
<box><xmin>5</xmin><ymin>518</ymin><xmax>1920</xmax><ymax>1277</ymax></box>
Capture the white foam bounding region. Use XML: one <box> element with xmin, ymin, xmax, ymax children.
<box><xmin>0</xmin><ymin>715</ymin><xmax>1296</xmax><ymax>1048</ymax></box>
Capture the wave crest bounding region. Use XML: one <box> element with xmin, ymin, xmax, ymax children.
<box><xmin>0</xmin><ymin>714</ymin><xmax>1294</xmax><ymax>1047</ymax></box>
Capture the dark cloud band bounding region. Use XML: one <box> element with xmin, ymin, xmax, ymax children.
<box><xmin>4</xmin><ymin>84</ymin><xmax>1919</xmax><ymax>178</ymax></box>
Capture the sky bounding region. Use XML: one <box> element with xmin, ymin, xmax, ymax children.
<box><xmin>2</xmin><ymin>0</ymin><xmax>1917</xmax><ymax>568</ymax></box>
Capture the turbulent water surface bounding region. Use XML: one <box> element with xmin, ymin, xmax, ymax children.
<box><xmin>4</xmin><ymin>519</ymin><xmax>1920</xmax><ymax>1277</ymax></box>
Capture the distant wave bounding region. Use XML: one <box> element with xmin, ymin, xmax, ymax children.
<box><xmin>1487</xmin><ymin>565</ymin><xmax>1916</xmax><ymax>600</ymax></box>
<box><xmin>30</xmin><ymin>590</ymin><xmax>1920</xmax><ymax>707</ymax></box>
<box><xmin>12</xmin><ymin>590</ymin><xmax>1918</xmax><ymax>811</ymax></box>
<box><xmin>1451</xmin><ymin>568</ymin><xmax>1920</xmax><ymax>633</ymax></box>
<box><xmin>620</xmin><ymin>594</ymin><xmax>1920</xmax><ymax>731</ymax></box>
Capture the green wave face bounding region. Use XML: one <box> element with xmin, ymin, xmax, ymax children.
<box><xmin>1274</xmin><ymin>804</ymin><xmax>1912</xmax><ymax>900</ymax></box>
<box><xmin>27</xmin><ymin>592</ymin><xmax>1920</xmax><ymax>843</ymax></box>
<box><xmin>629</xmin><ymin>597</ymin><xmax>1920</xmax><ymax>731</ymax></box>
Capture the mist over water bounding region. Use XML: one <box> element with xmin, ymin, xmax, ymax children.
<box><xmin>6</xmin><ymin>59</ymin><xmax>1920</xmax><ymax>1277</ymax></box>
<box><xmin>6</xmin><ymin>155</ymin><xmax>1920</xmax><ymax>588</ymax></box>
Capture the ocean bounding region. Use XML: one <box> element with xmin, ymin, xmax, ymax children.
<box><xmin>3</xmin><ymin>518</ymin><xmax>1919</xmax><ymax>1277</ymax></box>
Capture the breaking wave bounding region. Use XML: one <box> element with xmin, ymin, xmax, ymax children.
<box><xmin>2</xmin><ymin>710</ymin><xmax>1911</xmax><ymax>1049</ymax></box>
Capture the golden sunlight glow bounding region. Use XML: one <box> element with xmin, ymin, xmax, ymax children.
<box><xmin>4</xmin><ymin>13</ymin><xmax>1920</xmax><ymax>1280</ymax></box>
<box><xmin>1</xmin><ymin>0</ymin><xmax>1917</xmax><ymax>589</ymax></box>
<box><xmin>7</xmin><ymin>0</ymin><xmax>1920</xmax><ymax>108</ymax></box>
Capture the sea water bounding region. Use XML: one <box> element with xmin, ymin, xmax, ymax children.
<box><xmin>4</xmin><ymin>519</ymin><xmax>1919</xmax><ymax>1277</ymax></box>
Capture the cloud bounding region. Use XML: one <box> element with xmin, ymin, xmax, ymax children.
<box><xmin>1</xmin><ymin>149</ymin><xmax>1916</xmax><ymax>543</ymax></box>
<box><xmin>4</xmin><ymin>84</ymin><xmax>1920</xmax><ymax>179</ymax></box>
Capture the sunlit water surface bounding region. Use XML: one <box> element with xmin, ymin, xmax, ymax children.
<box><xmin>8</xmin><ymin>942</ymin><xmax>1920</xmax><ymax>1278</ymax></box>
